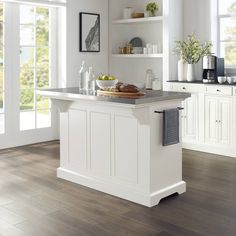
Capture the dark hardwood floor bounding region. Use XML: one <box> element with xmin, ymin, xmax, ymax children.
<box><xmin>0</xmin><ymin>141</ymin><xmax>236</xmax><ymax>236</ymax></box>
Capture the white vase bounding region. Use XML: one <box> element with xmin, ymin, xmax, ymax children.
<box><xmin>123</xmin><ymin>7</ymin><xmax>134</xmax><ymax>19</ymax></box>
<box><xmin>184</xmin><ymin>63</ymin><xmax>188</xmax><ymax>81</ymax></box>
<box><xmin>147</xmin><ymin>10</ymin><xmax>157</xmax><ymax>17</ymax></box>
<box><xmin>187</xmin><ymin>64</ymin><xmax>195</xmax><ymax>82</ymax></box>
<box><xmin>178</xmin><ymin>59</ymin><xmax>186</xmax><ymax>81</ymax></box>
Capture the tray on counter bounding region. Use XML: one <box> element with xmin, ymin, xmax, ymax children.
<box><xmin>97</xmin><ymin>90</ymin><xmax>146</xmax><ymax>98</ymax></box>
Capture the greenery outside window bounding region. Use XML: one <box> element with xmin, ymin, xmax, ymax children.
<box><xmin>20</xmin><ymin>5</ymin><xmax>51</xmax><ymax>130</ymax></box>
<box><xmin>217</xmin><ymin>0</ymin><xmax>236</xmax><ymax>68</ymax></box>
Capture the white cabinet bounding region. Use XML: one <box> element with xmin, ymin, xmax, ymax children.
<box><xmin>218</xmin><ymin>99</ymin><xmax>232</xmax><ymax>145</ymax></box>
<box><xmin>165</xmin><ymin>82</ymin><xmax>236</xmax><ymax>158</ymax></box>
<box><xmin>205</xmin><ymin>96</ymin><xmax>232</xmax><ymax>146</ymax></box>
<box><xmin>205</xmin><ymin>96</ymin><xmax>219</xmax><ymax>144</ymax></box>
<box><xmin>57</xmin><ymin>98</ymin><xmax>187</xmax><ymax>207</ymax></box>
<box><xmin>181</xmin><ymin>94</ymin><xmax>198</xmax><ymax>142</ymax></box>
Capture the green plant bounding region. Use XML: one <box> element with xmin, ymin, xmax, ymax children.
<box><xmin>146</xmin><ymin>2</ymin><xmax>159</xmax><ymax>16</ymax></box>
<box><xmin>173</xmin><ymin>34</ymin><xmax>213</xmax><ymax>64</ymax></box>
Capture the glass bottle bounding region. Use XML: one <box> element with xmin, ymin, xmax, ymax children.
<box><xmin>79</xmin><ymin>61</ymin><xmax>88</xmax><ymax>90</ymax></box>
<box><xmin>87</xmin><ymin>67</ymin><xmax>96</xmax><ymax>91</ymax></box>
<box><xmin>145</xmin><ymin>69</ymin><xmax>154</xmax><ymax>90</ymax></box>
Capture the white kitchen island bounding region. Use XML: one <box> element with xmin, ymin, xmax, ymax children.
<box><xmin>39</xmin><ymin>88</ymin><xmax>190</xmax><ymax>207</ymax></box>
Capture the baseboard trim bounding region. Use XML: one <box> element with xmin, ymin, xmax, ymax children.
<box><xmin>57</xmin><ymin>168</ymin><xmax>186</xmax><ymax>207</ymax></box>
<box><xmin>183</xmin><ymin>142</ymin><xmax>236</xmax><ymax>158</ymax></box>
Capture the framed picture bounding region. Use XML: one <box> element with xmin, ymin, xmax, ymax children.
<box><xmin>79</xmin><ymin>12</ymin><xmax>100</xmax><ymax>52</ymax></box>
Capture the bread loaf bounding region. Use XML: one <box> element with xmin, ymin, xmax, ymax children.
<box><xmin>119</xmin><ymin>84</ymin><xmax>140</xmax><ymax>93</ymax></box>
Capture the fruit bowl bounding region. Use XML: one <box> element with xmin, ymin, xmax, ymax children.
<box><xmin>96</xmin><ymin>75</ymin><xmax>118</xmax><ymax>90</ymax></box>
<box><xmin>96</xmin><ymin>79</ymin><xmax>118</xmax><ymax>90</ymax></box>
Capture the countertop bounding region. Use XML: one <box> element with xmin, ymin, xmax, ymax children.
<box><xmin>38</xmin><ymin>87</ymin><xmax>190</xmax><ymax>105</ymax></box>
<box><xmin>167</xmin><ymin>80</ymin><xmax>236</xmax><ymax>86</ymax></box>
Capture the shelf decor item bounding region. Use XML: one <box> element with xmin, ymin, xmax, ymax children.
<box><xmin>173</xmin><ymin>34</ymin><xmax>212</xmax><ymax>82</ymax></box>
<box><xmin>131</xmin><ymin>13</ymin><xmax>145</xmax><ymax>18</ymax></box>
<box><xmin>177</xmin><ymin>58</ymin><xmax>186</xmax><ymax>82</ymax></box>
<box><xmin>123</xmin><ymin>7</ymin><xmax>134</xmax><ymax>19</ymax></box>
<box><xmin>146</xmin><ymin>2</ymin><xmax>159</xmax><ymax>17</ymax></box>
<box><xmin>79</xmin><ymin>12</ymin><xmax>100</xmax><ymax>52</ymax></box>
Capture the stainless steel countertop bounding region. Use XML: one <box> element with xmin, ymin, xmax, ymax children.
<box><xmin>38</xmin><ymin>87</ymin><xmax>190</xmax><ymax>105</ymax></box>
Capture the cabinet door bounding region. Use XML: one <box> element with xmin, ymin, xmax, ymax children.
<box><xmin>205</xmin><ymin>96</ymin><xmax>219</xmax><ymax>144</ymax></box>
<box><xmin>182</xmin><ymin>94</ymin><xmax>198</xmax><ymax>141</ymax></box>
<box><xmin>180</xmin><ymin>100</ymin><xmax>186</xmax><ymax>141</ymax></box>
<box><xmin>218</xmin><ymin>98</ymin><xmax>232</xmax><ymax>146</ymax></box>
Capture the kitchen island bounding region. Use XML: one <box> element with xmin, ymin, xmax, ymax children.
<box><xmin>38</xmin><ymin>88</ymin><xmax>190</xmax><ymax>207</ymax></box>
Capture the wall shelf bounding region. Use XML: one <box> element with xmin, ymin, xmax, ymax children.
<box><xmin>109</xmin><ymin>0</ymin><xmax>182</xmax><ymax>85</ymax></box>
<box><xmin>112</xmin><ymin>54</ymin><xmax>163</xmax><ymax>58</ymax></box>
<box><xmin>112</xmin><ymin>16</ymin><xmax>163</xmax><ymax>25</ymax></box>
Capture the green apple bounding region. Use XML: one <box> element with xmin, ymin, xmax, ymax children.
<box><xmin>108</xmin><ymin>76</ymin><xmax>116</xmax><ymax>81</ymax></box>
<box><xmin>101</xmin><ymin>75</ymin><xmax>109</xmax><ymax>80</ymax></box>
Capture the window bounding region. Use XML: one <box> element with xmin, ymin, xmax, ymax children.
<box><xmin>20</xmin><ymin>5</ymin><xmax>51</xmax><ymax>130</ymax></box>
<box><xmin>0</xmin><ymin>0</ymin><xmax>65</xmax><ymax>149</ymax></box>
<box><xmin>217</xmin><ymin>0</ymin><xmax>236</xmax><ymax>68</ymax></box>
<box><xmin>0</xmin><ymin>2</ymin><xmax>4</xmax><ymax>134</ymax></box>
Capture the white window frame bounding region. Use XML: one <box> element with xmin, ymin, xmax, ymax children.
<box><xmin>19</xmin><ymin>6</ymin><xmax>52</xmax><ymax>130</ymax></box>
<box><xmin>211</xmin><ymin>0</ymin><xmax>236</xmax><ymax>71</ymax></box>
<box><xmin>0</xmin><ymin>1</ymin><xmax>65</xmax><ymax>149</ymax></box>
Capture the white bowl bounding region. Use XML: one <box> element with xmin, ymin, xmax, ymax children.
<box><xmin>218</xmin><ymin>76</ymin><xmax>227</xmax><ymax>84</ymax></box>
<box><xmin>227</xmin><ymin>76</ymin><xmax>235</xmax><ymax>84</ymax></box>
<box><xmin>232</xmin><ymin>76</ymin><xmax>236</xmax><ymax>82</ymax></box>
<box><xmin>96</xmin><ymin>79</ymin><xmax>118</xmax><ymax>89</ymax></box>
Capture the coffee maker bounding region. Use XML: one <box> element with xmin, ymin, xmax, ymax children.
<box><xmin>202</xmin><ymin>55</ymin><xmax>225</xmax><ymax>83</ymax></box>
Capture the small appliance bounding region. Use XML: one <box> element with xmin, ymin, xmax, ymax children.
<box><xmin>202</xmin><ymin>55</ymin><xmax>225</xmax><ymax>84</ymax></box>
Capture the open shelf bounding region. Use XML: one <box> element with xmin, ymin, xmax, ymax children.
<box><xmin>112</xmin><ymin>54</ymin><xmax>163</xmax><ymax>58</ymax></box>
<box><xmin>112</xmin><ymin>16</ymin><xmax>163</xmax><ymax>24</ymax></box>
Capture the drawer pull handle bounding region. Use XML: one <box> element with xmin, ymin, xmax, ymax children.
<box><xmin>182</xmin><ymin>87</ymin><xmax>186</xmax><ymax>90</ymax></box>
<box><xmin>217</xmin><ymin>89</ymin><xmax>221</xmax><ymax>92</ymax></box>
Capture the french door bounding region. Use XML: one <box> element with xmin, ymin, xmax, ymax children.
<box><xmin>0</xmin><ymin>1</ymin><xmax>58</xmax><ymax>149</ymax></box>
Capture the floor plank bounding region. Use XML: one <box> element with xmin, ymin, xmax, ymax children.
<box><xmin>0</xmin><ymin>141</ymin><xmax>236</xmax><ymax>236</ymax></box>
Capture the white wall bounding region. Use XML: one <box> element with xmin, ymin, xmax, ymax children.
<box><xmin>65</xmin><ymin>0</ymin><xmax>212</xmax><ymax>85</ymax></box>
<box><xmin>183</xmin><ymin>0</ymin><xmax>211</xmax><ymax>79</ymax></box>
<box><xmin>66</xmin><ymin>0</ymin><xmax>109</xmax><ymax>87</ymax></box>
<box><xmin>183</xmin><ymin>0</ymin><xmax>211</xmax><ymax>41</ymax></box>
<box><xmin>109</xmin><ymin>0</ymin><xmax>164</xmax><ymax>85</ymax></box>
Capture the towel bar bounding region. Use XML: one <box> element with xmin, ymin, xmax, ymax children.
<box><xmin>154</xmin><ymin>107</ymin><xmax>184</xmax><ymax>114</ymax></box>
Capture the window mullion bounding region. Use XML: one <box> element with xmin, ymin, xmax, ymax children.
<box><xmin>33</xmin><ymin>6</ymin><xmax>37</xmax><ymax>128</ymax></box>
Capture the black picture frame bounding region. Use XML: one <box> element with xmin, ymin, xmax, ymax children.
<box><xmin>79</xmin><ymin>12</ymin><xmax>100</xmax><ymax>52</ymax></box>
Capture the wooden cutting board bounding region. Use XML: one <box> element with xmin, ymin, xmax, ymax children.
<box><xmin>97</xmin><ymin>90</ymin><xmax>146</xmax><ymax>98</ymax></box>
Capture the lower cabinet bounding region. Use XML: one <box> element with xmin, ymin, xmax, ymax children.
<box><xmin>205</xmin><ymin>96</ymin><xmax>232</xmax><ymax>146</ymax></box>
<box><xmin>166</xmin><ymin>82</ymin><xmax>236</xmax><ymax>157</ymax></box>
<box><xmin>181</xmin><ymin>94</ymin><xmax>198</xmax><ymax>142</ymax></box>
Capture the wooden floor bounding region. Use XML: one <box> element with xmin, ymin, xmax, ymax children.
<box><xmin>0</xmin><ymin>142</ymin><xmax>236</xmax><ymax>236</ymax></box>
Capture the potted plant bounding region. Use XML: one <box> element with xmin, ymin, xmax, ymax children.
<box><xmin>146</xmin><ymin>2</ymin><xmax>159</xmax><ymax>17</ymax></box>
<box><xmin>174</xmin><ymin>34</ymin><xmax>212</xmax><ymax>82</ymax></box>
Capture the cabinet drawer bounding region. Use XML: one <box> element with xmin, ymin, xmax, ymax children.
<box><xmin>205</xmin><ymin>86</ymin><xmax>232</xmax><ymax>96</ymax></box>
<box><xmin>170</xmin><ymin>84</ymin><xmax>200</xmax><ymax>93</ymax></box>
